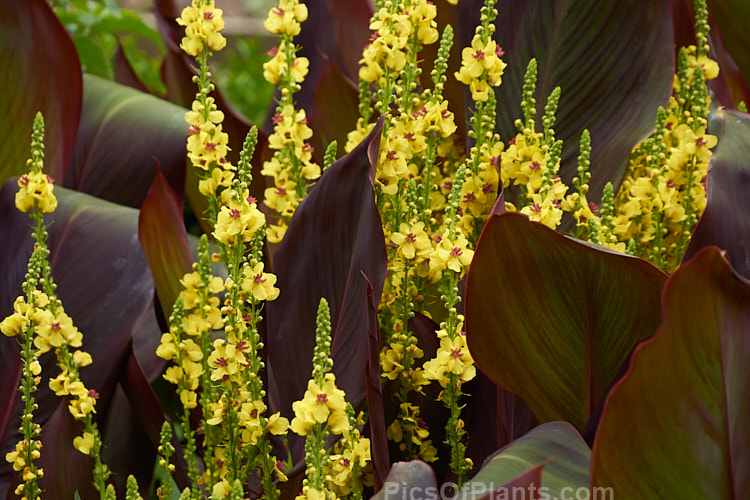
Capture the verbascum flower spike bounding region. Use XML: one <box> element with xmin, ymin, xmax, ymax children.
<box><xmin>157</xmin><ymin>422</ymin><xmax>176</xmax><ymax>499</ymax></box>
<box><xmin>126</xmin><ymin>475</ymin><xmax>142</xmax><ymax>500</ymax></box>
<box><xmin>521</xmin><ymin>58</ymin><xmax>538</xmax><ymax>127</ymax></box>
<box><xmin>323</xmin><ymin>140</ymin><xmax>338</xmax><ymax>173</ymax></box>
<box><xmin>292</xmin><ymin>299</ymin><xmax>350</xmax><ymax>500</ymax></box>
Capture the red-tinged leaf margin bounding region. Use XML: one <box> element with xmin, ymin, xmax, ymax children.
<box><xmin>365</xmin><ymin>280</ymin><xmax>390</xmax><ymax>491</ymax></box>
<box><xmin>139</xmin><ymin>168</ymin><xmax>193</xmax><ymax>320</ymax></box>
<box><xmin>461</xmin><ymin>422</ymin><xmax>590</xmax><ymax>500</ymax></box>
<box><xmin>0</xmin><ymin>0</ymin><xmax>82</xmax><ymax>186</ymax></box>
<box><xmin>0</xmin><ymin>183</ymin><xmax>157</xmax><ymax>497</ymax></box>
<box><xmin>684</xmin><ymin>108</ymin><xmax>750</xmax><ymax>279</ymax></box>
<box><xmin>591</xmin><ymin>247</ymin><xmax>750</xmax><ymax>498</ymax></box>
<box><xmin>465</xmin><ymin>212</ymin><xmax>667</xmax><ymax>430</ymax></box>
<box><xmin>64</xmin><ymin>75</ymin><xmax>187</xmax><ymax>209</ymax></box>
<box><xmin>265</xmin><ymin>121</ymin><xmax>387</xmax><ymax>460</ymax></box>
<box><xmin>458</xmin><ymin>0</ymin><xmax>674</xmax><ymax>202</ymax></box>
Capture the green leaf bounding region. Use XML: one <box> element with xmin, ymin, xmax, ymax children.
<box><xmin>460</xmin><ymin>422</ymin><xmax>590</xmax><ymax>500</ymax></box>
<box><xmin>138</xmin><ymin>168</ymin><xmax>193</xmax><ymax>319</ymax></box>
<box><xmin>0</xmin><ymin>0</ymin><xmax>82</xmax><ymax>185</ymax></box>
<box><xmin>592</xmin><ymin>247</ymin><xmax>750</xmax><ymax>498</ymax></box>
<box><xmin>65</xmin><ymin>74</ymin><xmax>187</xmax><ymax>208</ymax></box>
<box><xmin>465</xmin><ymin>213</ymin><xmax>667</xmax><ymax>430</ymax></box>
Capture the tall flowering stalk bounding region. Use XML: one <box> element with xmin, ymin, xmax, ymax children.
<box><xmin>157</xmin><ymin>2</ymin><xmax>290</xmax><ymax>498</ymax></box>
<box><xmin>2</xmin><ymin>113</ymin><xmax>112</xmax><ymax>498</ymax></box>
<box><xmin>289</xmin><ymin>299</ymin><xmax>371</xmax><ymax>500</ymax></box>
<box><xmin>261</xmin><ymin>0</ymin><xmax>319</xmax><ymax>242</ymax></box>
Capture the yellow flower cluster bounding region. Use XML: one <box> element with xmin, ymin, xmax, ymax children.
<box><xmin>386</xmin><ymin>402</ymin><xmax>437</xmax><ymax>461</ymax></box>
<box><xmin>501</xmin><ymin>126</ymin><xmax>568</xmax><ymax>229</ymax></box>
<box><xmin>455</xmin><ymin>34</ymin><xmax>507</xmax><ymax>102</ymax></box>
<box><xmin>422</xmin><ymin>317</ymin><xmax>475</xmax><ymax>388</ymax></box>
<box><xmin>15</xmin><ymin>172</ymin><xmax>56</xmax><ymax>213</ymax></box>
<box><xmin>261</xmin><ymin>0</ymin><xmax>318</xmax><ymax>243</ymax></box>
<box><xmin>324</xmin><ymin>417</ymin><xmax>372</xmax><ymax>497</ymax></box>
<box><xmin>176</xmin><ymin>0</ymin><xmax>226</xmax><ymax>56</ymax></box>
<box><xmin>359</xmin><ymin>0</ymin><xmax>438</xmax><ymax>84</ymax></box>
<box><xmin>263</xmin><ymin>0</ymin><xmax>308</xmax><ymax>36</ymax></box>
<box><xmin>5</xmin><ymin>439</ymin><xmax>43</xmax><ymax>486</ymax></box>
<box><xmin>290</xmin><ymin>374</ymin><xmax>349</xmax><ymax>436</ymax></box>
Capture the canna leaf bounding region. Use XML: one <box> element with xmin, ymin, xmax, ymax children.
<box><xmin>0</xmin><ymin>0</ymin><xmax>82</xmax><ymax>186</ymax></box>
<box><xmin>138</xmin><ymin>168</ymin><xmax>193</xmax><ymax>320</ymax></box>
<box><xmin>684</xmin><ymin>108</ymin><xmax>750</xmax><ymax>279</ymax></box>
<box><xmin>460</xmin><ymin>422</ymin><xmax>590</xmax><ymax>500</ymax></box>
<box><xmin>265</xmin><ymin>121</ymin><xmax>387</xmax><ymax>459</ymax></box>
<box><xmin>591</xmin><ymin>247</ymin><xmax>750</xmax><ymax>498</ymax></box>
<box><xmin>465</xmin><ymin>212</ymin><xmax>667</xmax><ymax>430</ymax></box>
<box><xmin>458</xmin><ymin>0</ymin><xmax>674</xmax><ymax>201</ymax></box>
<box><xmin>64</xmin><ymin>74</ymin><xmax>187</xmax><ymax>209</ymax></box>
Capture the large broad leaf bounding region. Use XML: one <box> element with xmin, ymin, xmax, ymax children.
<box><xmin>308</xmin><ymin>60</ymin><xmax>361</xmax><ymax>161</ymax></box>
<box><xmin>457</xmin><ymin>0</ymin><xmax>674</xmax><ymax>200</ymax></box>
<box><xmin>591</xmin><ymin>247</ymin><xmax>750</xmax><ymax>498</ymax></box>
<box><xmin>460</xmin><ymin>422</ymin><xmax>590</xmax><ymax>500</ymax></box>
<box><xmin>139</xmin><ymin>168</ymin><xmax>193</xmax><ymax>319</ymax></box>
<box><xmin>0</xmin><ymin>0</ymin><xmax>82</xmax><ymax>185</ymax></box>
<box><xmin>685</xmin><ymin>109</ymin><xmax>750</xmax><ymax>279</ymax></box>
<box><xmin>465</xmin><ymin>213</ymin><xmax>667</xmax><ymax>430</ymax></box>
<box><xmin>265</xmin><ymin>122</ymin><xmax>387</xmax><ymax>459</ymax></box>
<box><xmin>709</xmin><ymin>0</ymin><xmax>750</xmax><ymax>97</ymax></box>
<box><xmin>64</xmin><ymin>74</ymin><xmax>187</xmax><ymax>208</ymax></box>
<box><xmin>0</xmin><ymin>182</ymin><xmax>158</xmax><ymax>497</ymax></box>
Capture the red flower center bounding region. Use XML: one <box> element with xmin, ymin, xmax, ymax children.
<box><xmin>450</xmin><ymin>247</ymin><xmax>462</xmax><ymax>257</ymax></box>
<box><xmin>50</xmin><ymin>322</ymin><xmax>61</xmax><ymax>332</ymax></box>
<box><xmin>229</xmin><ymin>208</ymin><xmax>241</xmax><ymax>219</ymax></box>
<box><xmin>203</xmin><ymin>11</ymin><xmax>214</xmax><ymax>20</ymax></box>
<box><xmin>451</xmin><ymin>348</ymin><xmax>463</xmax><ymax>359</ymax></box>
<box><xmin>316</xmin><ymin>393</ymin><xmax>328</xmax><ymax>404</ymax></box>
<box><xmin>473</xmin><ymin>49</ymin><xmax>485</xmax><ymax>60</ymax></box>
<box><xmin>405</xmin><ymin>233</ymin><xmax>417</xmax><ymax>243</ymax></box>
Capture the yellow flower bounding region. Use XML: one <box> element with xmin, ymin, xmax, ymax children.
<box><xmin>241</xmin><ymin>262</ymin><xmax>280</xmax><ymax>301</ymax></box>
<box><xmin>423</xmin><ymin>332</ymin><xmax>476</xmax><ymax>387</ymax></box>
<box><xmin>264</xmin><ymin>0</ymin><xmax>308</xmax><ymax>36</ymax></box>
<box><xmin>429</xmin><ymin>232</ymin><xmax>474</xmax><ymax>274</ymax></box>
<box><xmin>391</xmin><ymin>222</ymin><xmax>432</xmax><ymax>261</ymax></box>
<box><xmin>290</xmin><ymin>373</ymin><xmax>349</xmax><ymax>436</ymax></box>
<box><xmin>34</xmin><ymin>309</ymin><xmax>81</xmax><ymax>353</ymax></box>
<box><xmin>15</xmin><ymin>171</ymin><xmax>57</xmax><ymax>213</ymax></box>
<box><xmin>73</xmin><ymin>432</ymin><xmax>95</xmax><ymax>455</ymax></box>
<box><xmin>213</xmin><ymin>198</ymin><xmax>266</xmax><ymax>246</ymax></box>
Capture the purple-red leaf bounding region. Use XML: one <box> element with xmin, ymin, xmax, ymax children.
<box><xmin>592</xmin><ymin>247</ymin><xmax>750</xmax><ymax>497</ymax></box>
<box><xmin>265</xmin><ymin>123</ymin><xmax>386</xmax><ymax>458</ymax></box>
<box><xmin>684</xmin><ymin>109</ymin><xmax>750</xmax><ymax>279</ymax></box>
<box><xmin>465</xmin><ymin>212</ymin><xmax>667</xmax><ymax>430</ymax></box>
<box><xmin>458</xmin><ymin>0</ymin><xmax>674</xmax><ymax>200</ymax></box>
<box><xmin>476</xmin><ymin>464</ymin><xmax>545</xmax><ymax>500</ymax></box>
<box><xmin>0</xmin><ymin>182</ymin><xmax>158</xmax><ymax>496</ymax></box>
<box><xmin>139</xmin><ymin>168</ymin><xmax>193</xmax><ymax>319</ymax></box>
<box><xmin>0</xmin><ymin>0</ymin><xmax>82</xmax><ymax>185</ymax></box>
<box><xmin>308</xmin><ymin>60</ymin><xmax>361</xmax><ymax>160</ymax></box>
<box><xmin>708</xmin><ymin>0</ymin><xmax>750</xmax><ymax>97</ymax></box>
<box><xmin>64</xmin><ymin>74</ymin><xmax>187</xmax><ymax>208</ymax></box>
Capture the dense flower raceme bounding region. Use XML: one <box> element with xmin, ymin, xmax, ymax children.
<box><xmin>177</xmin><ymin>0</ymin><xmax>227</xmax><ymax>56</ymax></box>
<box><xmin>3</xmin><ymin>113</ymin><xmax>112</xmax><ymax>498</ymax></box>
